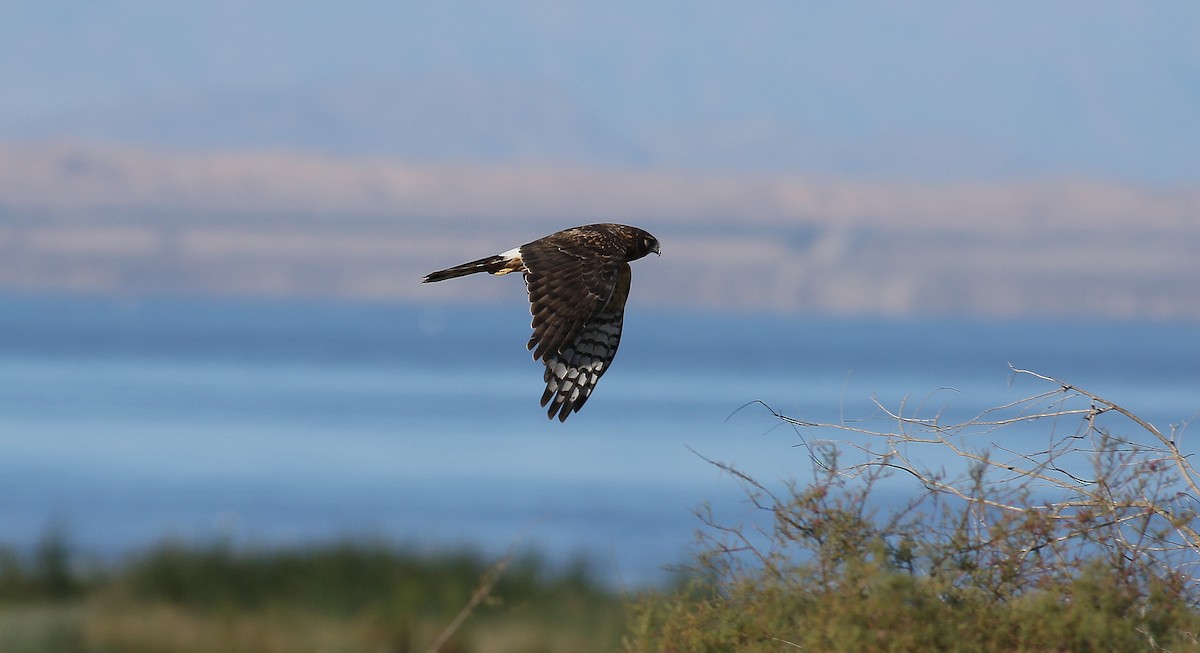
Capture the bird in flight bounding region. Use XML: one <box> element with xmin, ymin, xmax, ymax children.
<box><xmin>423</xmin><ymin>223</ymin><xmax>660</xmax><ymax>421</ymax></box>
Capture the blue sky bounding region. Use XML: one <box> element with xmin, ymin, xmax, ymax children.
<box><xmin>2</xmin><ymin>1</ymin><xmax>1198</xmax><ymax>182</ymax></box>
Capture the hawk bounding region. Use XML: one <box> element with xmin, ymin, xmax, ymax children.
<box><xmin>422</xmin><ymin>223</ymin><xmax>660</xmax><ymax>421</ymax></box>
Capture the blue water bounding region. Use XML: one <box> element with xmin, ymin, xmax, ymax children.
<box><xmin>0</xmin><ymin>294</ymin><xmax>1196</xmax><ymax>584</ymax></box>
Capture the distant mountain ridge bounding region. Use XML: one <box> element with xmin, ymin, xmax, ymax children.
<box><xmin>3</xmin><ymin>142</ymin><xmax>1198</xmax><ymax>320</ymax></box>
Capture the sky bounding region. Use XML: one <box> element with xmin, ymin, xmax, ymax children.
<box><xmin>1</xmin><ymin>1</ymin><xmax>1199</xmax><ymax>182</ymax></box>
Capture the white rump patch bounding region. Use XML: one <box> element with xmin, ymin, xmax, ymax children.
<box><xmin>499</xmin><ymin>246</ymin><xmax>522</xmax><ymax>261</ymax></box>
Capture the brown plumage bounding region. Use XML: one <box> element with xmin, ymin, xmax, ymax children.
<box><xmin>422</xmin><ymin>223</ymin><xmax>660</xmax><ymax>421</ymax></box>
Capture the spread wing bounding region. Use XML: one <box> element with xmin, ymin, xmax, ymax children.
<box><xmin>541</xmin><ymin>263</ymin><xmax>631</xmax><ymax>421</ymax></box>
<box><xmin>521</xmin><ymin>230</ymin><xmax>623</xmax><ymax>361</ymax></box>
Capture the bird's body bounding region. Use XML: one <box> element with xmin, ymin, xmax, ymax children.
<box><xmin>422</xmin><ymin>223</ymin><xmax>660</xmax><ymax>421</ymax></box>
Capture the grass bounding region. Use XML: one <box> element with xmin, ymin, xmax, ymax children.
<box><xmin>9</xmin><ymin>507</ymin><xmax>1200</xmax><ymax>653</ymax></box>
<box><xmin>5</xmin><ymin>500</ymin><xmax>1200</xmax><ymax>652</ymax></box>
<box><xmin>0</xmin><ymin>532</ymin><xmax>627</xmax><ymax>653</ymax></box>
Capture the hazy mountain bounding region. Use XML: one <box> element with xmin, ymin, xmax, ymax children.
<box><xmin>3</xmin><ymin>142</ymin><xmax>1198</xmax><ymax>320</ymax></box>
<box><xmin>3</xmin><ymin>4</ymin><xmax>1197</xmax><ymax>317</ymax></box>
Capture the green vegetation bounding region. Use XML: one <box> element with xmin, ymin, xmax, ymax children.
<box><xmin>5</xmin><ymin>370</ymin><xmax>1200</xmax><ymax>652</ymax></box>
<box><xmin>0</xmin><ymin>534</ymin><xmax>624</xmax><ymax>653</ymax></box>
<box><xmin>624</xmin><ymin>466</ymin><xmax>1200</xmax><ymax>651</ymax></box>
<box><xmin>626</xmin><ymin>369</ymin><xmax>1200</xmax><ymax>651</ymax></box>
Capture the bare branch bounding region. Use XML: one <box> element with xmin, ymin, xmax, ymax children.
<box><xmin>743</xmin><ymin>367</ymin><xmax>1200</xmax><ymax>599</ymax></box>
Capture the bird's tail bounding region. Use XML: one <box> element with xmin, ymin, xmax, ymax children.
<box><xmin>422</xmin><ymin>255</ymin><xmax>508</xmax><ymax>283</ymax></box>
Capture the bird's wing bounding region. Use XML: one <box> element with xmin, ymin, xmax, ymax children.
<box><xmin>540</xmin><ymin>263</ymin><xmax>631</xmax><ymax>421</ymax></box>
<box><xmin>520</xmin><ymin>229</ymin><xmax>622</xmax><ymax>361</ymax></box>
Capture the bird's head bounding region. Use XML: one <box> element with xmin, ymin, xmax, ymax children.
<box><xmin>627</xmin><ymin>227</ymin><xmax>661</xmax><ymax>260</ymax></box>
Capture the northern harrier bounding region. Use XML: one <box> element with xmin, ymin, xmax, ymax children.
<box><xmin>423</xmin><ymin>223</ymin><xmax>660</xmax><ymax>421</ymax></box>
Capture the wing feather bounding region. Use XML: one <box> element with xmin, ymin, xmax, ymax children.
<box><xmin>540</xmin><ymin>263</ymin><xmax>631</xmax><ymax>421</ymax></box>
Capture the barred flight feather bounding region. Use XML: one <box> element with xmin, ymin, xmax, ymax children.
<box><xmin>540</xmin><ymin>304</ymin><xmax>625</xmax><ymax>421</ymax></box>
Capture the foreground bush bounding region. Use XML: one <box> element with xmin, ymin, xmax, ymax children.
<box><xmin>627</xmin><ymin>369</ymin><xmax>1200</xmax><ymax>652</ymax></box>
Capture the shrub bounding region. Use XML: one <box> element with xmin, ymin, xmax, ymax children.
<box><xmin>626</xmin><ymin>369</ymin><xmax>1200</xmax><ymax>652</ymax></box>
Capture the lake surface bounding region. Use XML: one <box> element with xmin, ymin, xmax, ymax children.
<box><xmin>0</xmin><ymin>294</ymin><xmax>1196</xmax><ymax>584</ymax></box>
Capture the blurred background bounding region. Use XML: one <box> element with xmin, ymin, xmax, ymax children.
<box><xmin>1</xmin><ymin>0</ymin><xmax>1198</xmax><ymax>597</ymax></box>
